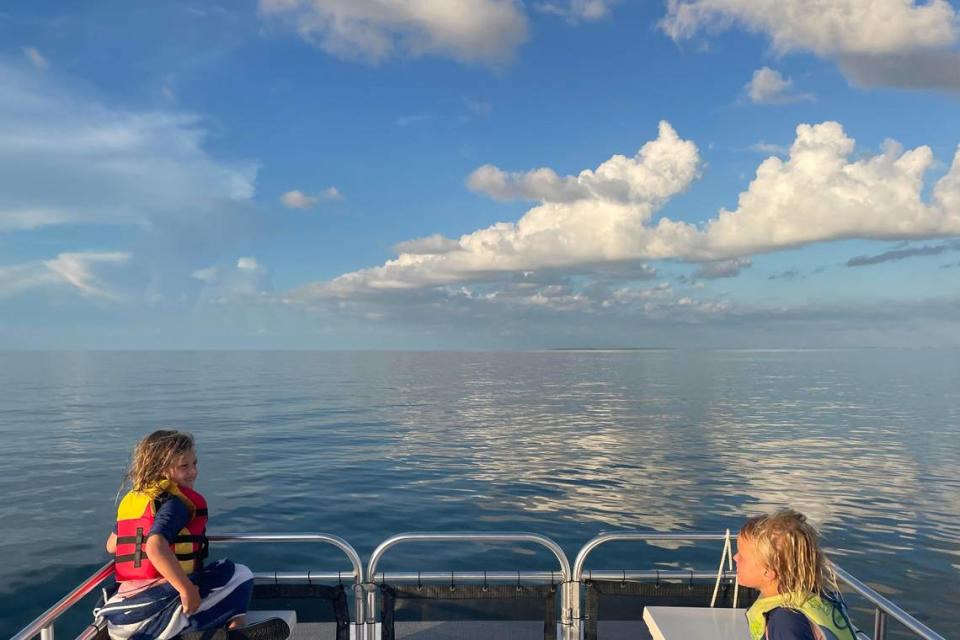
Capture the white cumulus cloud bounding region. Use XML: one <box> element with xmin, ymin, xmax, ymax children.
<box><xmin>661</xmin><ymin>0</ymin><xmax>958</xmax><ymax>57</ymax></box>
<box><xmin>467</xmin><ymin>121</ymin><xmax>700</xmax><ymax>205</ymax></box>
<box><xmin>258</xmin><ymin>0</ymin><xmax>529</xmax><ymax>66</ymax></box>
<box><xmin>296</xmin><ymin>120</ymin><xmax>960</xmax><ymax>298</ymax></box>
<box><xmin>661</xmin><ymin>0</ymin><xmax>960</xmax><ymax>91</ymax></box>
<box><xmin>393</xmin><ymin>234</ymin><xmax>462</xmax><ymax>256</ymax></box>
<box><xmin>746</xmin><ymin>67</ymin><xmax>812</xmax><ymax>104</ymax></box>
<box><xmin>302</xmin><ymin>121</ymin><xmax>702</xmax><ymax>296</ymax></box>
<box><xmin>699</xmin><ymin>121</ymin><xmax>960</xmax><ymax>258</ymax></box>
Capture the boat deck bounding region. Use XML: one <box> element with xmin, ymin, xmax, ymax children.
<box><xmin>287</xmin><ymin>621</ymin><xmax>652</xmax><ymax>640</ymax></box>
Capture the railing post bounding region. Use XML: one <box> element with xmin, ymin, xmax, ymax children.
<box><xmin>874</xmin><ymin>608</ymin><xmax>888</xmax><ymax>640</ymax></box>
<box><xmin>354</xmin><ymin>583</ymin><xmax>366</xmax><ymax>640</ymax></box>
<box><xmin>564</xmin><ymin>579</ymin><xmax>580</xmax><ymax>640</ymax></box>
<box><xmin>40</xmin><ymin>625</ymin><xmax>54</xmax><ymax>640</ymax></box>
<box><xmin>365</xmin><ymin>580</ymin><xmax>378</xmax><ymax>640</ymax></box>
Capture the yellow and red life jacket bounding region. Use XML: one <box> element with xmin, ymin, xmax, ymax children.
<box><xmin>114</xmin><ymin>480</ymin><xmax>209</xmax><ymax>581</ymax></box>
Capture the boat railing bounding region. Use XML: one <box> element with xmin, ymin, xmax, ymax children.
<box><xmin>571</xmin><ymin>531</ymin><xmax>947</xmax><ymax>640</ymax></box>
<box><xmin>10</xmin><ymin>561</ymin><xmax>115</xmax><ymax>640</ymax></box>
<box><xmin>364</xmin><ymin>531</ymin><xmax>572</xmax><ymax>640</ymax></box>
<box><xmin>833</xmin><ymin>566</ymin><xmax>944</xmax><ymax>640</ymax></box>
<box><xmin>9</xmin><ymin>533</ymin><xmax>364</xmax><ymax>640</ymax></box>
<box><xmin>9</xmin><ymin>531</ymin><xmax>947</xmax><ymax>640</ymax></box>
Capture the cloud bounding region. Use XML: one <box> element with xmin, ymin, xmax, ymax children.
<box><xmin>258</xmin><ymin>0</ymin><xmax>529</xmax><ymax>66</ymax></box>
<box><xmin>297</xmin><ymin>120</ymin><xmax>960</xmax><ymax>299</ymax></box>
<box><xmin>463</xmin><ymin>98</ymin><xmax>493</xmax><ymax>117</ymax></box>
<box><xmin>838</xmin><ymin>50</ymin><xmax>960</xmax><ymax>91</ymax></box>
<box><xmin>0</xmin><ymin>61</ymin><xmax>257</xmax><ymax>232</ymax></box>
<box><xmin>322</xmin><ymin>186</ymin><xmax>343</xmax><ymax>200</ymax></box>
<box><xmin>22</xmin><ymin>47</ymin><xmax>49</xmax><ymax>70</ymax></box>
<box><xmin>237</xmin><ymin>257</ymin><xmax>262</xmax><ymax>272</ymax></box>
<box><xmin>280</xmin><ymin>189</ymin><xmax>316</xmax><ymax>209</ymax></box>
<box><xmin>697</xmin><ymin>122</ymin><xmax>960</xmax><ymax>259</ymax></box>
<box><xmin>397</xmin><ymin>113</ymin><xmax>432</xmax><ymax>127</ymax></box>
<box><xmin>661</xmin><ymin>0</ymin><xmax>958</xmax><ymax>57</ymax></box>
<box><xmin>191</xmin><ymin>266</ymin><xmax>218</xmax><ymax>283</ymax></box>
<box><xmin>846</xmin><ymin>241</ymin><xmax>960</xmax><ymax>267</ymax></box>
<box><xmin>749</xmin><ymin>141</ymin><xmax>788</xmax><ymax>155</ymax></box>
<box><xmin>467</xmin><ymin>121</ymin><xmax>700</xmax><ymax>204</ymax></box>
<box><xmin>535</xmin><ymin>0</ymin><xmax>619</xmax><ymax>22</ymax></box>
<box><xmin>280</xmin><ymin>187</ymin><xmax>343</xmax><ymax>209</ymax></box>
<box><xmin>768</xmin><ymin>269</ymin><xmax>800</xmax><ymax>281</ymax></box>
<box><xmin>745</xmin><ymin>67</ymin><xmax>813</xmax><ymax>104</ymax></box>
<box><xmin>302</xmin><ymin>121</ymin><xmax>700</xmax><ymax>296</ymax></box>
<box><xmin>661</xmin><ymin>0</ymin><xmax>960</xmax><ymax>91</ymax></box>
<box><xmin>192</xmin><ymin>257</ymin><xmax>271</xmax><ymax>303</ymax></box>
<box><xmin>393</xmin><ymin>233</ymin><xmax>462</xmax><ymax>256</ymax></box>
<box><xmin>693</xmin><ymin>257</ymin><xmax>751</xmax><ymax>279</ymax></box>
<box><xmin>467</xmin><ymin>165</ymin><xmax>589</xmax><ymax>202</ymax></box>
<box><xmin>0</xmin><ymin>251</ymin><xmax>130</xmax><ymax>300</ymax></box>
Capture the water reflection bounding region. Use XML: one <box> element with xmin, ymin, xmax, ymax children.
<box><xmin>0</xmin><ymin>350</ymin><xmax>957</xmax><ymax>639</ymax></box>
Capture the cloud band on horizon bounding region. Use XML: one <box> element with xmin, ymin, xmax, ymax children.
<box><xmin>295</xmin><ymin>120</ymin><xmax>960</xmax><ymax>300</ymax></box>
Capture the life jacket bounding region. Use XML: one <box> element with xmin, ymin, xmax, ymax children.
<box><xmin>746</xmin><ymin>591</ymin><xmax>857</xmax><ymax>640</ymax></box>
<box><xmin>114</xmin><ymin>480</ymin><xmax>209</xmax><ymax>581</ymax></box>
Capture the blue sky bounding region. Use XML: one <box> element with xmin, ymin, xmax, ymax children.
<box><xmin>1</xmin><ymin>0</ymin><xmax>959</xmax><ymax>349</ymax></box>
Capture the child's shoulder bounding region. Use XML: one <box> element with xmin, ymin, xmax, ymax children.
<box><xmin>765</xmin><ymin>607</ymin><xmax>816</xmax><ymax>640</ymax></box>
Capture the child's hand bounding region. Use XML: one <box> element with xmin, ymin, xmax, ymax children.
<box><xmin>178</xmin><ymin>582</ymin><xmax>201</xmax><ymax>615</ymax></box>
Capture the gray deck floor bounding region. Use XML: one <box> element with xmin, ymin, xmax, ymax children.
<box><xmin>290</xmin><ymin>621</ymin><xmax>653</xmax><ymax>640</ymax></box>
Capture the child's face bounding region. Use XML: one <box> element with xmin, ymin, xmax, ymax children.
<box><xmin>734</xmin><ymin>535</ymin><xmax>773</xmax><ymax>590</ymax></box>
<box><xmin>166</xmin><ymin>449</ymin><xmax>198</xmax><ymax>488</ymax></box>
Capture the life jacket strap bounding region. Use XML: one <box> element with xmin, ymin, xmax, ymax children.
<box><xmin>115</xmin><ymin>552</ymin><xmax>147</xmax><ymax>564</ymax></box>
<box><xmin>173</xmin><ymin>534</ymin><xmax>206</xmax><ymax>544</ymax></box>
<box><xmin>133</xmin><ymin>528</ymin><xmax>144</xmax><ymax>567</ymax></box>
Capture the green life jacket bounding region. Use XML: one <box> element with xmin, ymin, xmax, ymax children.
<box><xmin>746</xmin><ymin>592</ymin><xmax>857</xmax><ymax>640</ymax></box>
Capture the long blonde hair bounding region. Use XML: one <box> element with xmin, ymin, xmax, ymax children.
<box><xmin>125</xmin><ymin>430</ymin><xmax>195</xmax><ymax>492</ymax></box>
<box><xmin>740</xmin><ymin>509</ymin><xmax>838</xmax><ymax>606</ymax></box>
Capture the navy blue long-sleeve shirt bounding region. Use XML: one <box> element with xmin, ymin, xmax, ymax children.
<box><xmin>765</xmin><ymin>607</ymin><xmax>817</xmax><ymax>640</ymax></box>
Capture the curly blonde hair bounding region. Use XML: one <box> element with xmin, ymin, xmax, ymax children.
<box><xmin>126</xmin><ymin>430</ymin><xmax>195</xmax><ymax>491</ymax></box>
<box><xmin>740</xmin><ymin>509</ymin><xmax>838</xmax><ymax>606</ymax></box>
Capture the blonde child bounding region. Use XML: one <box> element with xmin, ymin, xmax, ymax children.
<box><xmin>96</xmin><ymin>430</ymin><xmax>254</xmax><ymax>640</ymax></box>
<box><xmin>734</xmin><ymin>509</ymin><xmax>857</xmax><ymax>640</ymax></box>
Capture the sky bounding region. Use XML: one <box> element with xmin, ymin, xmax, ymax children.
<box><xmin>1</xmin><ymin>0</ymin><xmax>959</xmax><ymax>349</ymax></box>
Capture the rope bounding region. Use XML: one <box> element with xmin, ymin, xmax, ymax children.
<box><xmin>711</xmin><ymin>528</ymin><xmax>732</xmax><ymax>608</ymax></box>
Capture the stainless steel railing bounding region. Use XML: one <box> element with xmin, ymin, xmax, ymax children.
<box><xmin>10</xmin><ymin>561</ymin><xmax>115</xmax><ymax>640</ymax></box>
<box><xmin>571</xmin><ymin>531</ymin><xmax>947</xmax><ymax>640</ymax></box>
<box><xmin>9</xmin><ymin>531</ymin><xmax>948</xmax><ymax>640</ymax></box>
<box><xmin>9</xmin><ymin>533</ymin><xmax>363</xmax><ymax>640</ymax></box>
<box><xmin>365</xmin><ymin>532</ymin><xmax>573</xmax><ymax>640</ymax></box>
<box><xmin>834</xmin><ymin>566</ymin><xmax>945</xmax><ymax>640</ymax></box>
<box><xmin>209</xmin><ymin>532</ymin><xmax>365</xmax><ymax>638</ymax></box>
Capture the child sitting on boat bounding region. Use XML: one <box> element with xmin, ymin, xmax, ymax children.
<box><xmin>95</xmin><ymin>430</ymin><xmax>254</xmax><ymax>640</ymax></box>
<box><xmin>735</xmin><ymin>509</ymin><xmax>857</xmax><ymax>640</ymax></box>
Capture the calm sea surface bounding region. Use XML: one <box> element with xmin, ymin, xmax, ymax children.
<box><xmin>1</xmin><ymin>350</ymin><xmax>958</xmax><ymax>639</ymax></box>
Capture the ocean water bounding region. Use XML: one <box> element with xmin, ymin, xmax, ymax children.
<box><xmin>1</xmin><ymin>350</ymin><xmax>958</xmax><ymax>639</ymax></box>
